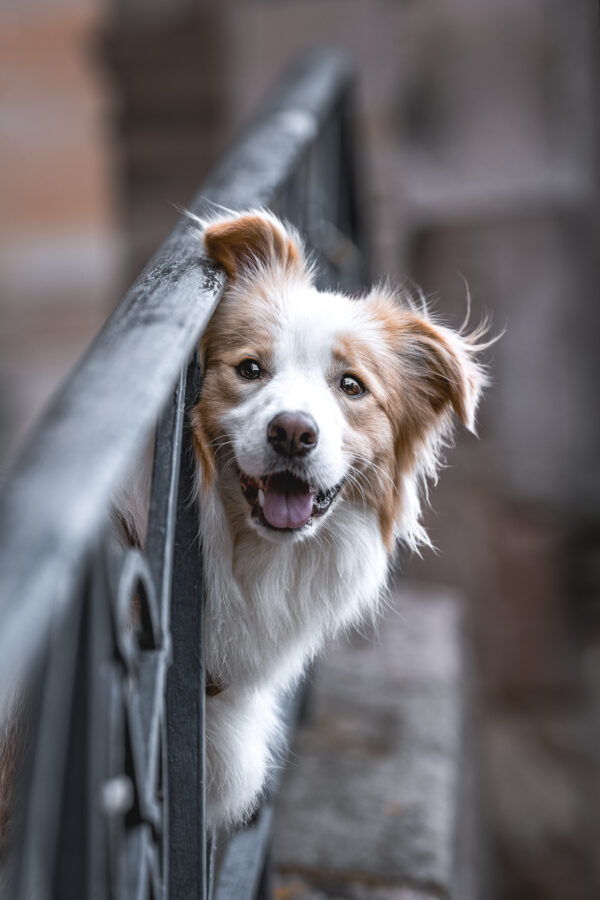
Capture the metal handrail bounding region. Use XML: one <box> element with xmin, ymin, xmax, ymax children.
<box><xmin>0</xmin><ymin>49</ymin><xmax>364</xmax><ymax>900</ymax></box>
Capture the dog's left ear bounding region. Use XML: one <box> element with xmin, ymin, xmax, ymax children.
<box><xmin>402</xmin><ymin>315</ymin><xmax>484</xmax><ymax>433</ymax></box>
<box><xmin>365</xmin><ymin>289</ymin><xmax>489</xmax><ymax>548</ymax></box>
<box><xmin>203</xmin><ymin>211</ymin><xmax>307</xmax><ymax>280</ymax></box>
<box><xmin>367</xmin><ymin>287</ymin><xmax>487</xmax><ymax>435</ymax></box>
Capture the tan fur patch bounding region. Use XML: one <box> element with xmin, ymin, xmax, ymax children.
<box><xmin>332</xmin><ymin>291</ymin><xmax>483</xmax><ymax>547</ymax></box>
<box><xmin>191</xmin><ymin>286</ymin><xmax>278</xmax><ymax>489</ymax></box>
<box><xmin>204</xmin><ymin>214</ymin><xmax>304</xmax><ymax>280</ymax></box>
<box><xmin>330</xmin><ymin>333</ymin><xmax>398</xmax><ymax>547</ymax></box>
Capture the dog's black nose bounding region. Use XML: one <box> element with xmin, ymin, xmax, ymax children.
<box><xmin>267</xmin><ymin>411</ymin><xmax>319</xmax><ymax>457</ymax></box>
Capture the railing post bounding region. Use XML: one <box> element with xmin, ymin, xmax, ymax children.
<box><xmin>165</xmin><ymin>360</ymin><xmax>208</xmax><ymax>900</ymax></box>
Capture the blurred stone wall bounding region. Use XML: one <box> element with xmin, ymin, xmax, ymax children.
<box><xmin>0</xmin><ymin>0</ymin><xmax>118</xmax><ymax>470</ymax></box>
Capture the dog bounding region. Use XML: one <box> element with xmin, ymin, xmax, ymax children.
<box><xmin>170</xmin><ymin>208</ymin><xmax>488</xmax><ymax>830</ymax></box>
<box><xmin>0</xmin><ymin>208</ymin><xmax>488</xmax><ymax>859</ymax></box>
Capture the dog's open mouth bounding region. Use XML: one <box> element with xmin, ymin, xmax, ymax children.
<box><xmin>238</xmin><ymin>470</ymin><xmax>344</xmax><ymax>531</ymax></box>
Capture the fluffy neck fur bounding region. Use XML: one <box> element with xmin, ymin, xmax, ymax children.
<box><xmin>198</xmin><ymin>469</ymin><xmax>389</xmax><ymax>693</ymax></box>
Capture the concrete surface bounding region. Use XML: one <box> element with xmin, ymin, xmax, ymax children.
<box><xmin>272</xmin><ymin>582</ymin><xmax>482</xmax><ymax>900</ymax></box>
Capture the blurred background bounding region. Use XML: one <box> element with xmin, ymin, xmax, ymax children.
<box><xmin>1</xmin><ymin>1</ymin><xmax>598</xmax><ymax>897</ymax></box>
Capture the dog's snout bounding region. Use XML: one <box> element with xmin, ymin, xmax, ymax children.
<box><xmin>267</xmin><ymin>411</ymin><xmax>319</xmax><ymax>458</ymax></box>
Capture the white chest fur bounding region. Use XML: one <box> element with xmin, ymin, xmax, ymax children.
<box><xmin>199</xmin><ymin>484</ymin><xmax>389</xmax><ymax>693</ymax></box>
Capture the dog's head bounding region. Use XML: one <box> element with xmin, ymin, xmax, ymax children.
<box><xmin>192</xmin><ymin>210</ymin><xmax>487</xmax><ymax>549</ymax></box>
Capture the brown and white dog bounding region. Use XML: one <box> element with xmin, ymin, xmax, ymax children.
<box><xmin>125</xmin><ymin>208</ymin><xmax>489</xmax><ymax>831</ymax></box>
<box><xmin>0</xmin><ymin>209</ymin><xmax>491</xmax><ymax>867</ymax></box>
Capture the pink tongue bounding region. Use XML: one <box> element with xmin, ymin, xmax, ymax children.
<box><xmin>262</xmin><ymin>473</ymin><xmax>314</xmax><ymax>529</ymax></box>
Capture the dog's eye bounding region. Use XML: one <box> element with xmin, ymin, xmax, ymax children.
<box><xmin>237</xmin><ymin>359</ymin><xmax>262</xmax><ymax>380</ymax></box>
<box><xmin>340</xmin><ymin>374</ymin><xmax>366</xmax><ymax>397</ymax></box>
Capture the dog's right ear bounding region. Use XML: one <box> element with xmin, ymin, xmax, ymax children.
<box><xmin>203</xmin><ymin>211</ymin><xmax>306</xmax><ymax>280</ymax></box>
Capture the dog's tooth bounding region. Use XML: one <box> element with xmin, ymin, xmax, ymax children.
<box><xmin>258</xmin><ymin>489</ymin><xmax>265</xmax><ymax>507</ymax></box>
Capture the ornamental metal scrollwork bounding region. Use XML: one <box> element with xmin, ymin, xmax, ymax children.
<box><xmin>106</xmin><ymin>549</ymin><xmax>168</xmax><ymax>900</ymax></box>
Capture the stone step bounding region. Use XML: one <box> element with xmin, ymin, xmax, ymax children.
<box><xmin>271</xmin><ymin>582</ymin><xmax>485</xmax><ymax>900</ymax></box>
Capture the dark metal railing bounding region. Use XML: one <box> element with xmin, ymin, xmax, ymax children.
<box><xmin>0</xmin><ymin>50</ymin><xmax>365</xmax><ymax>900</ymax></box>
